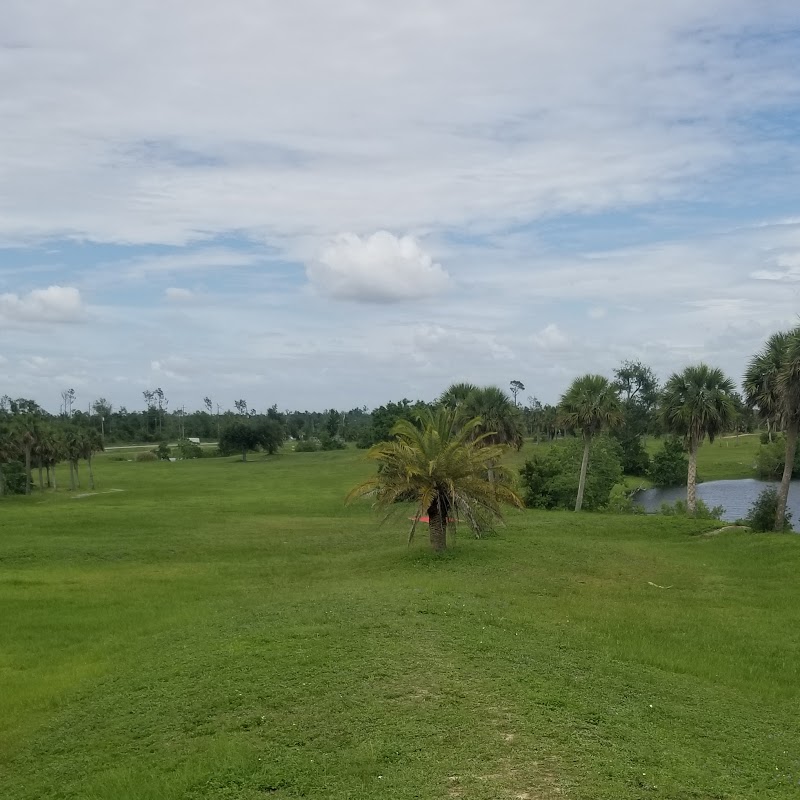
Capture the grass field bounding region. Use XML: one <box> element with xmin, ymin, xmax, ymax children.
<box><xmin>2</xmin><ymin>446</ymin><xmax>799</xmax><ymax>799</ymax></box>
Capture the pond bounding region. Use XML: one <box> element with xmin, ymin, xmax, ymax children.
<box><xmin>633</xmin><ymin>479</ymin><xmax>800</xmax><ymax>523</ymax></box>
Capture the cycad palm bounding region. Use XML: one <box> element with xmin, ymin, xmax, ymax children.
<box><xmin>347</xmin><ymin>408</ymin><xmax>523</xmax><ymax>552</ymax></box>
<box><xmin>660</xmin><ymin>364</ymin><xmax>736</xmax><ymax>514</ymax></box>
<box><xmin>558</xmin><ymin>374</ymin><xmax>623</xmax><ymax>511</ymax></box>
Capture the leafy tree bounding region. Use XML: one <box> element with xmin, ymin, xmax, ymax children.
<box><xmin>659</xmin><ymin>364</ymin><xmax>736</xmax><ymax>514</ymax></box>
<box><xmin>9</xmin><ymin>413</ymin><xmax>40</xmax><ymax>495</ymax></box>
<box><xmin>558</xmin><ymin>375</ymin><xmax>623</xmax><ymax>511</ymax></box>
<box><xmin>257</xmin><ymin>419</ymin><xmax>286</xmax><ymax>455</ymax></box>
<box><xmin>612</xmin><ymin>360</ymin><xmax>659</xmax><ymax>476</ymax></box>
<box><xmin>744</xmin><ymin>327</ymin><xmax>800</xmax><ymax>530</ymax></box>
<box><xmin>348</xmin><ymin>408</ymin><xmax>523</xmax><ymax>552</ymax></box>
<box><xmin>439</xmin><ymin>383</ymin><xmax>479</xmax><ymax>410</ymax></box>
<box><xmin>79</xmin><ymin>428</ymin><xmax>104</xmax><ymax>489</ymax></box>
<box><xmin>755</xmin><ymin>434</ymin><xmax>800</xmax><ymax>480</ymax></box>
<box><xmin>509</xmin><ymin>380</ymin><xmax>525</xmax><ymax>406</ymax></box>
<box><xmin>219</xmin><ymin>418</ymin><xmax>285</xmax><ymax>461</ymax></box>
<box><xmin>520</xmin><ymin>435</ymin><xmax>624</xmax><ymax>511</ymax></box>
<box><xmin>649</xmin><ymin>437</ymin><xmax>689</xmax><ymax>487</ymax></box>
<box><xmin>93</xmin><ymin>398</ymin><xmax>113</xmax><ymax>437</ymax></box>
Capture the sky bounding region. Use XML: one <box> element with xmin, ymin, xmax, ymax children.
<box><xmin>2</xmin><ymin>1</ymin><xmax>800</xmax><ymax>413</ymax></box>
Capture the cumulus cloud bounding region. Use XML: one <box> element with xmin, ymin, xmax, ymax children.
<box><xmin>0</xmin><ymin>286</ymin><xmax>84</xmax><ymax>324</ymax></box>
<box><xmin>532</xmin><ymin>323</ymin><xmax>570</xmax><ymax>352</ymax></box>
<box><xmin>307</xmin><ymin>231</ymin><xmax>450</xmax><ymax>303</ymax></box>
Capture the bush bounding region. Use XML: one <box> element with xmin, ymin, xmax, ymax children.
<box><xmin>136</xmin><ymin>451</ymin><xmax>158</xmax><ymax>462</ymax></box>
<box><xmin>755</xmin><ymin>435</ymin><xmax>800</xmax><ymax>480</ymax></box>
<box><xmin>294</xmin><ymin>438</ymin><xmax>320</xmax><ymax>452</ymax></box>
<box><xmin>649</xmin><ymin>437</ymin><xmax>688</xmax><ymax>487</ymax></box>
<box><xmin>520</xmin><ymin>436</ymin><xmax>624</xmax><ymax>511</ymax></box>
<box><xmin>320</xmin><ymin>433</ymin><xmax>346</xmax><ymax>451</ymax></box>
<box><xmin>659</xmin><ymin>498</ymin><xmax>724</xmax><ymax>520</ymax></box>
<box><xmin>154</xmin><ymin>442</ymin><xmax>171</xmax><ymax>461</ymax></box>
<box><xmin>604</xmin><ymin>483</ymin><xmax>641</xmax><ymax>514</ymax></box>
<box><xmin>744</xmin><ymin>487</ymin><xmax>792</xmax><ymax>532</ymax></box>
<box><xmin>1</xmin><ymin>461</ymin><xmax>27</xmax><ymax>495</ymax></box>
<box><xmin>177</xmin><ymin>439</ymin><xmax>203</xmax><ymax>459</ymax></box>
<box><xmin>614</xmin><ymin>432</ymin><xmax>651</xmax><ymax>476</ymax></box>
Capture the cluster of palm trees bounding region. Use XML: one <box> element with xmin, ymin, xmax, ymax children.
<box><xmin>0</xmin><ymin>416</ymin><xmax>104</xmax><ymax>497</ymax></box>
<box><xmin>558</xmin><ymin>326</ymin><xmax>800</xmax><ymax>530</ymax></box>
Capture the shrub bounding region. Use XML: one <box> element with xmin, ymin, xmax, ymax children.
<box><xmin>604</xmin><ymin>483</ymin><xmax>641</xmax><ymax>514</ymax></box>
<box><xmin>615</xmin><ymin>432</ymin><xmax>651</xmax><ymax>476</ymax></box>
<box><xmin>744</xmin><ymin>487</ymin><xmax>792</xmax><ymax>532</ymax></box>
<box><xmin>154</xmin><ymin>442</ymin><xmax>171</xmax><ymax>461</ymax></box>
<box><xmin>136</xmin><ymin>451</ymin><xmax>158</xmax><ymax>462</ymax></box>
<box><xmin>0</xmin><ymin>461</ymin><xmax>27</xmax><ymax>495</ymax></box>
<box><xmin>320</xmin><ymin>433</ymin><xmax>346</xmax><ymax>451</ymax></box>
<box><xmin>659</xmin><ymin>498</ymin><xmax>724</xmax><ymax>520</ymax></box>
<box><xmin>294</xmin><ymin>438</ymin><xmax>320</xmax><ymax>452</ymax></box>
<box><xmin>755</xmin><ymin>435</ymin><xmax>800</xmax><ymax>480</ymax></box>
<box><xmin>177</xmin><ymin>439</ymin><xmax>203</xmax><ymax>459</ymax></box>
<box><xmin>649</xmin><ymin>437</ymin><xmax>688</xmax><ymax>487</ymax></box>
<box><xmin>520</xmin><ymin>435</ymin><xmax>624</xmax><ymax>511</ymax></box>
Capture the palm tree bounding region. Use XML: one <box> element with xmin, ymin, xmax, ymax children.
<box><xmin>63</xmin><ymin>427</ymin><xmax>84</xmax><ymax>490</ymax></box>
<box><xmin>439</xmin><ymin>382</ymin><xmax>479</xmax><ymax>410</ymax></box>
<box><xmin>10</xmin><ymin>414</ymin><xmax>39</xmax><ymax>496</ymax></box>
<box><xmin>772</xmin><ymin>327</ymin><xmax>800</xmax><ymax>529</ymax></box>
<box><xmin>660</xmin><ymin>364</ymin><xmax>736</xmax><ymax>514</ymax></box>
<box><xmin>463</xmin><ymin>387</ymin><xmax>524</xmax><ymax>451</ymax></box>
<box><xmin>558</xmin><ymin>375</ymin><xmax>623</xmax><ymax>512</ymax></box>
<box><xmin>80</xmin><ymin>428</ymin><xmax>104</xmax><ymax>490</ymax></box>
<box><xmin>347</xmin><ymin>408</ymin><xmax>523</xmax><ymax>552</ymax></box>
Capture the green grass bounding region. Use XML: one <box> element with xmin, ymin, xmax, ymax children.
<box><xmin>2</xmin><ymin>448</ymin><xmax>799</xmax><ymax>799</ymax></box>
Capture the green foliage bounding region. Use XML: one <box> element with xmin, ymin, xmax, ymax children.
<box><xmin>0</xmin><ymin>461</ymin><xmax>27</xmax><ymax>494</ymax></box>
<box><xmin>649</xmin><ymin>437</ymin><xmax>689</xmax><ymax>487</ymax></box>
<box><xmin>219</xmin><ymin>418</ymin><xmax>285</xmax><ymax>460</ymax></box>
<box><xmin>294</xmin><ymin>438</ymin><xmax>320</xmax><ymax>453</ymax></box>
<box><xmin>559</xmin><ymin>374</ymin><xmax>623</xmax><ymax>438</ymax></box>
<box><xmin>520</xmin><ymin>436</ymin><xmax>624</xmax><ymax>511</ymax></box>
<box><xmin>348</xmin><ymin>408</ymin><xmax>523</xmax><ymax>549</ymax></box>
<box><xmin>177</xmin><ymin>439</ymin><xmax>203</xmax><ymax>459</ymax></box>
<box><xmin>136</xmin><ymin>451</ymin><xmax>158</xmax><ymax>462</ymax></box>
<box><xmin>605</xmin><ymin>482</ymin><xmax>640</xmax><ymax>514</ymax></box>
<box><xmin>659</xmin><ymin>498</ymin><xmax>725</xmax><ymax>520</ymax></box>
<box><xmin>755</xmin><ymin>435</ymin><xmax>800</xmax><ymax>480</ymax></box>
<box><xmin>744</xmin><ymin>486</ymin><xmax>793</xmax><ymax>532</ymax></box>
<box><xmin>614</xmin><ymin>431</ymin><xmax>650</xmax><ymax>476</ymax></box>
<box><xmin>319</xmin><ymin>433</ymin><xmax>347</xmax><ymax>451</ymax></box>
<box><xmin>154</xmin><ymin>442</ymin><xmax>172</xmax><ymax>460</ymax></box>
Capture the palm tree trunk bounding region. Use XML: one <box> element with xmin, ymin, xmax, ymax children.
<box><xmin>24</xmin><ymin>445</ymin><xmax>32</xmax><ymax>496</ymax></box>
<box><xmin>0</xmin><ymin>465</ymin><xmax>5</xmax><ymax>497</ymax></box>
<box><xmin>69</xmin><ymin>460</ymin><xmax>76</xmax><ymax>491</ymax></box>
<box><xmin>87</xmin><ymin>455</ymin><xmax>95</xmax><ymax>490</ymax></box>
<box><xmin>687</xmin><ymin>442</ymin><xmax>698</xmax><ymax>514</ymax></box>
<box><xmin>575</xmin><ymin>436</ymin><xmax>591</xmax><ymax>512</ymax></box>
<box><xmin>775</xmin><ymin>418</ymin><xmax>798</xmax><ymax>531</ymax></box>
<box><xmin>242</xmin><ymin>447</ymin><xmax>247</xmax><ymax>462</ymax></box>
<box><xmin>74</xmin><ymin>461</ymin><xmax>81</xmax><ymax>489</ymax></box>
<box><xmin>427</xmin><ymin>498</ymin><xmax>447</xmax><ymax>552</ymax></box>
<box><xmin>46</xmin><ymin>465</ymin><xmax>51</xmax><ymax>489</ymax></box>
<box><xmin>38</xmin><ymin>461</ymin><xmax>44</xmax><ymax>491</ymax></box>
<box><xmin>51</xmin><ymin>464</ymin><xmax>57</xmax><ymax>491</ymax></box>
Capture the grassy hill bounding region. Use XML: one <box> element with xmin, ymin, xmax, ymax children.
<box><xmin>1</xmin><ymin>447</ymin><xmax>798</xmax><ymax>799</ymax></box>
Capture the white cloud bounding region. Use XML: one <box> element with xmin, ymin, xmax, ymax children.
<box><xmin>588</xmin><ymin>307</ymin><xmax>607</xmax><ymax>319</ymax></box>
<box><xmin>0</xmin><ymin>286</ymin><xmax>84</xmax><ymax>324</ymax></box>
<box><xmin>165</xmin><ymin>287</ymin><xmax>195</xmax><ymax>301</ymax></box>
<box><xmin>532</xmin><ymin>323</ymin><xmax>570</xmax><ymax>352</ymax></box>
<box><xmin>307</xmin><ymin>231</ymin><xmax>450</xmax><ymax>303</ymax></box>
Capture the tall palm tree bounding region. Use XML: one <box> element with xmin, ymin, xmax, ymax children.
<box><xmin>347</xmin><ymin>408</ymin><xmax>523</xmax><ymax>552</ymax></box>
<box><xmin>558</xmin><ymin>375</ymin><xmax>623</xmax><ymax>512</ymax></box>
<box><xmin>775</xmin><ymin>327</ymin><xmax>800</xmax><ymax>529</ymax></box>
<box><xmin>80</xmin><ymin>428</ymin><xmax>104</xmax><ymax>490</ymax></box>
<box><xmin>63</xmin><ymin>427</ymin><xmax>84</xmax><ymax>490</ymax></box>
<box><xmin>660</xmin><ymin>364</ymin><xmax>736</xmax><ymax>514</ymax></box>
<box><xmin>10</xmin><ymin>414</ymin><xmax>39</xmax><ymax>496</ymax></box>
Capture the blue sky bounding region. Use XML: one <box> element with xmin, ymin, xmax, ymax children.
<box><xmin>2</xmin><ymin>1</ymin><xmax>800</xmax><ymax>412</ymax></box>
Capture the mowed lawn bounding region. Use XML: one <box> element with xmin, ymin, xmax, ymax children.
<box><xmin>1</xmin><ymin>448</ymin><xmax>799</xmax><ymax>799</ymax></box>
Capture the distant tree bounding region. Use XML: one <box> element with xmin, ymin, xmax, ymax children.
<box><xmin>649</xmin><ymin>437</ymin><xmax>689</xmax><ymax>487</ymax></box>
<box><xmin>219</xmin><ymin>418</ymin><xmax>285</xmax><ymax>461</ymax></box>
<box><xmin>203</xmin><ymin>397</ymin><xmax>213</xmax><ymax>414</ymax></box>
<box><xmin>558</xmin><ymin>375</ymin><xmax>623</xmax><ymax>512</ymax></box>
<box><xmin>439</xmin><ymin>383</ymin><xmax>479</xmax><ymax>410</ymax></box>
<box><xmin>79</xmin><ymin>428</ymin><xmax>104</xmax><ymax>489</ymax></box>
<box><xmin>60</xmin><ymin>388</ymin><xmax>76</xmax><ymax>418</ymax></box>
<box><xmin>660</xmin><ymin>364</ymin><xmax>736</xmax><ymax>514</ymax></box>
<box><xmin>347</xmin><ymin>409</ymin><xmax>523</xmax><ymax>552</ymax></box>
<box><xmin>463</xmin><ymin>386</ymin><xmax>524</xmax><ymax>451</ymax></box>
<box><xmin>509</xmin><ymin>380</ymin><xmax>525</xmax><ymax>406</ymax></box>
<box><xmin>10</xmin><ymin>413</ymin><xmax>41</xmax><ymax>495</ymax></box>
<box><xmin>234</xmin><ymin>399</ymin><xmax>248</xmax><ymax>416</ymax></box>
<box><xmin>93</xmin><ymin>398</ymin><xmax>112</xmax><ymax>437</ymax></box>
